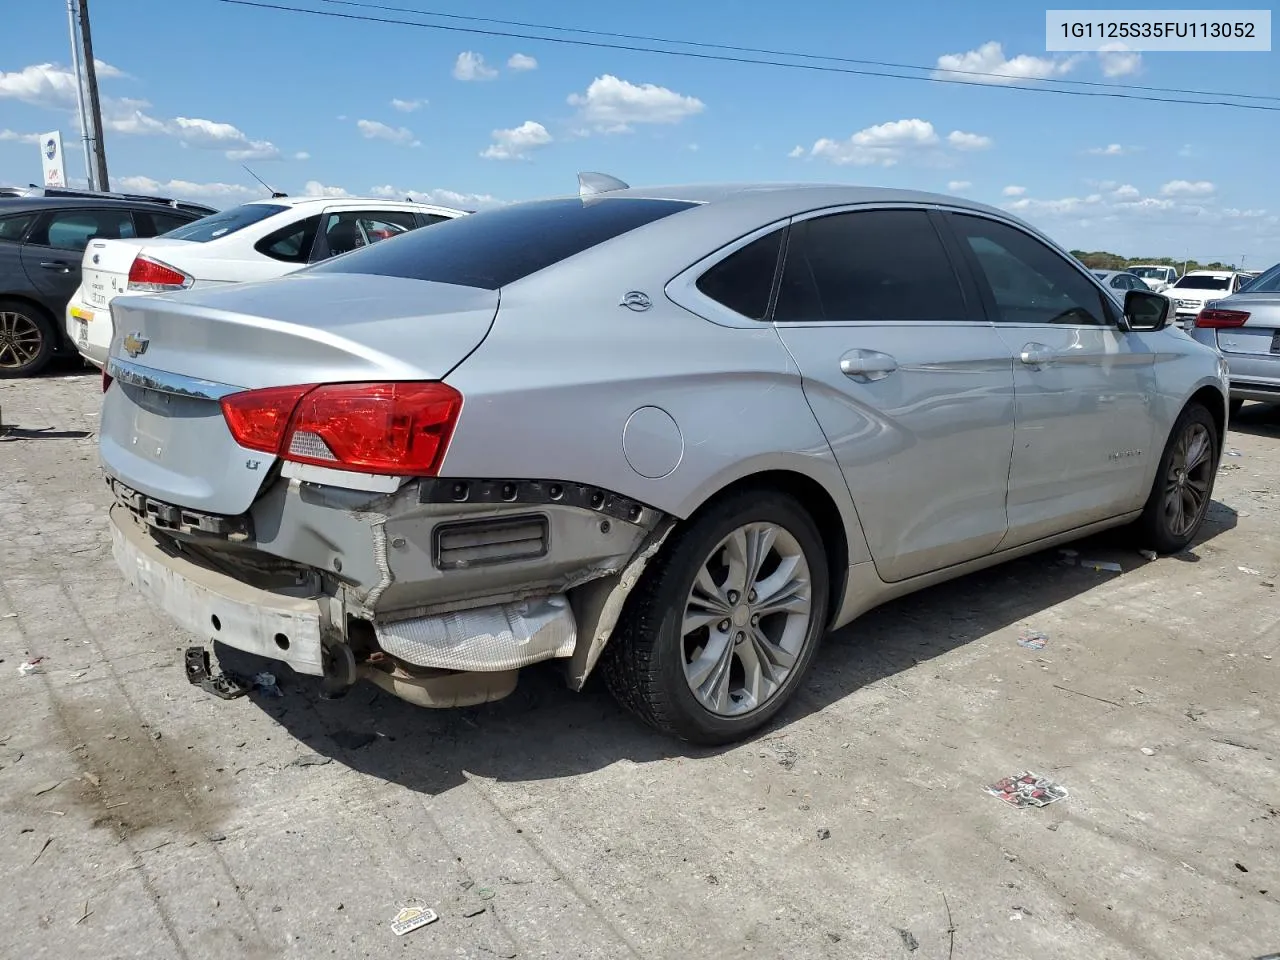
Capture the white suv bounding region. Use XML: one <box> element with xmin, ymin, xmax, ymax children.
<box><xmin>1167</xmin><ymin>270</ymin><xmax>1251</xmax><ymax>328</ymax></box>
<box><xmin>67</xmin><ymin>196</ymin><xmax>465</xmax><ymax>368</ymax></box>
<box><xmin>1127</xmin><ymin>264</ymin><xmax>1178</xmax><ymax>292</ymax></box>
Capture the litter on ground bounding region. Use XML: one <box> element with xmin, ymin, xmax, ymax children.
<box><xmin>986</xmin><ymin>772</ymin><xmax>1069</xmax><ymax>808</ymax></box>
<box><xmin>1081</xmin><ymin>560</ymin><xmax>1123</xmax><ymax>573</ymax></box>
<box><xmin>1018</xmin><ymin>630</ymin><xmax>1048</xmax><ymax>650</ymax></box>
<box><xmin>390</xmin><ymin>899</ymin><xmax>438</xmax><ymax>936</ymax></box>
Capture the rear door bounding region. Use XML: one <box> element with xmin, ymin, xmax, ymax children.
<box><xmin>21</xmin><ymin>206</ymin><xmax>137</xmax><ymax>308</ymax></box>
<box><xmin>943</xmin><ymin>211</ymin><xmax>1157</xmax><ymax>547</ymax></box>
<box><xmin>769</xmin><ymin>206</ymin><xmax>1016</xmax><ymax>582</ymax></box>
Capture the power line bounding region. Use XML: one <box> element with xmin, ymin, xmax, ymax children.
<box><xmin>313</xmin><ymin>0</ymin><xmax>1280</xmax><ymax>105</ymax></box>
<box><xmin>211</xmin><ymin>0</ymin><xmax>1280</xmax><ymax>112</ymax></box>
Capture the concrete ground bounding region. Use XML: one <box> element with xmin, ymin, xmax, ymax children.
<box><xmin>1</xmin><ymin>368</ymin><xmax>1278</xmax><ymax>960</ymax></box>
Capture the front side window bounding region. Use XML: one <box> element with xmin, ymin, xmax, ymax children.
<box><xmin>139</xmin><ymin>211</ymin><xmax>194</xmax><ymax>236</ymax></box>
<box><xmin>163</xmin><ymin>203</ymin><xmax>287</xmax><ymax>243</ymax></box>
<box><xmin>307</xmin><ymin>197</ymin><xmax>697</xmax><ymax>290</ymax></box>
<box><xmin>30</xmin><ymin>209</ymin><xmax>136</xmax><ymax>252</ymax></box>
<box><xmin>774</xmin><ymin>209</ymin><xmax>968</xmax><ymax>323</ymax></box>
<box><xmin>951</xmin><ymin>214</ymin><xmax>1110</xmax><ymax>326</ymax></box>
<box><xmin>695</xmin><ymin>229</ymin><xmax>784</xmax><ymax>320</ymax></box>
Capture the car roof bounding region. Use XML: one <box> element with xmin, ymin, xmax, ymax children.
<box><xmin>247</xmin><ymin>196</ymin><xmax>466</xmax><ymax>214</ymax></box>
<box><xmin>0</xmin><ymin>195</ymin><xmax>203</xmax><ymax>214</ymax></box>
<box><xmin>583</xmin><ymin>181</ymin><xmax>1011</xmax><ymax>216</ymax></box>
<box><xmin>1184</xmin><ymin>270</ymin><xmax>1235</xmax><ymax>277</ymax></box>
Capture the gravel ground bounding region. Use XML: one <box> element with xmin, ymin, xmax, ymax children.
<box><xmin>1</xmin><ymin>368</ymin><xmax>1278</xmax><ymax>959</ymax></box>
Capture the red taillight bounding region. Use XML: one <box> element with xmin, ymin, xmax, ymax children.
<box><xmin>220</xmin><ymin>384</ymin><xmax>316</xmax><ymax>454</ymax></box>
<box><xmin>219</xmin><ymin>382</ymin><xmax>463</xmax><ymax>476</ymax></box>
<box><xmin>1195</xmin><ymin>308</ymin><xmax>1250</xmax><ymax>329</ymax></box>
<box><xmin>127</xmin><ymin>255</ymin><xmax>192</xmax><ymax>292</ymax></box>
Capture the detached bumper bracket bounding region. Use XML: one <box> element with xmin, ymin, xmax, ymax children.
<box><xmin>184</xmin><ymin>645</ymin><xmax>251</xmax><ymax>700</ymax></box>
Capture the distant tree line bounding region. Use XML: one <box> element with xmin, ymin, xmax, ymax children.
<box><xmin>1069</xmin><ymin>250</ymin><xmax>1236</xmax><ymax>273</ymax></box>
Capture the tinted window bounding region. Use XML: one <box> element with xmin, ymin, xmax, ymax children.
<box><xmin>696</xmin><ymin>229</ymin><xmax>783</xmax><ymax>320</ymax></box>
<box><xmin>419</xmin><ymin>213</ymin><xmax>452</xmax><ymax>227</ymax></box>
<box><xmin>255</xmin><ymin>215</ymin><xmax>320</xmax><ymax>263</ymax></box>
<box><xmin>308</xmin><ymin>197</ymin><xmax>696</xmax><ymax>290</ymax></box>
<box><xmin>773</xmin><ymin>210</ymin><xmax>967</xmax><ymax>323</ymax></box>
<box><xmin>1243</xmin><ymin>263</ymin><xmax>1280</xmax><ymax>293</ymax></box>
<box><xmin>317</xmin><ymin>210</ymin><xmax>417</xmax><ymax>259</ymax></box>
<box><xmin>952</xmin><ymin>214</ymin><xmax>1109</xmax><ymax>326</ymax></box>
<box><xmin>1173</xmin><ymin>275</ymin><xmax>1230</xmax><ymax>290</ymax></box>
<box><xmin>30</xmin><ymin>209</ymin><xmax>136</xmax><ymax>252</ymax></box>
<box><xmin>163</xmin><ymin>203</ymin><xmax>286</xmax><ymax>242</ymax></box>
<box><xmin>138</xmin><ymin>211</ymin><xmax>193</xmax><ymax>236</ymax></box>
<box><xmin>0</xmin><ymin>213</ymin><xmax>35</xmax><ymax>243</ymax></box>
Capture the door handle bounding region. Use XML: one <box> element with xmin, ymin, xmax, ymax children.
<box><xmin>839</xmin><ymin>349</ymin><xmax>898</xmax><ymax>383</ymax></box>
<box><xmin>1019</xmin><ymin>342</ymin><xmax>1056</xmax><ymax>366</ymax></box>
<box><xmin>39</xmin><ymin>260</ymin><xmax>72</xmax><ymax>272</ymax></box>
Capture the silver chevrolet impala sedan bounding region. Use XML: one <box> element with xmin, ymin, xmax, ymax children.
<box><xmin>99</xmin><ymin>177</ymin><xmax>1229</xmax><ymax>744</ymax></box>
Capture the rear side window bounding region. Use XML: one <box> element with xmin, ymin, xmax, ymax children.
<box><xmin>308</xmin><ymin>197</ymin><xmax>696</xmax><ymax>290</ymax></box>
<box><xmin>774</xmin><ymin>210</ymin><xmax>968</xmax><ymax>322</ymax></box>
<box><xmin>163</xmin><ymin>203</ymin><xmax>287</xmax><ymax>242</ymax></box>
<box><xmin>696</xmin><ymin>229</ymin><xmax>784</xmax><ymax>320</ymax></box>
<box><xmin>0</xmin><ymin>213</ymin><xmax>35</xmax><ymax>243</ymax></box>
<box><xmin>256</xmin><ymin>215</ymin><xmax>320</xmax><ymax>263</ymax></box>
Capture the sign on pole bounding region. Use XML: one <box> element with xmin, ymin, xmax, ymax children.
<box><xmin>40</xmin><ymin>131</ymin><xmax>67</xmax><ymax>187</ymax></box>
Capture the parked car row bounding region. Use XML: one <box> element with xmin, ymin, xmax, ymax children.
<box><xmin>0</xmin><ymin>188</ymin><xmax>466</xmax><ymax>377</ymax></box>
<box><xmin>91</xmin><ymin>175</ymin><xmax>1232</xmax><ymax>744</ymax></box>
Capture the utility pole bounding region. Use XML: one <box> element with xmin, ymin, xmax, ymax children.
<box><xmin>65</xmin><ymin>0</ymin><xmax>94</xmax><ymax>190</ymax></box>
<box><xmin>77</xmin><ymin>0</ymin><xmax>110</xmax><ymax>192</ymax></box>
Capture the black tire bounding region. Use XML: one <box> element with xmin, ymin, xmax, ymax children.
<box><xmin>1229</xmin><ymin>397</ymin><xmax>1244</xmax><ymax>418</ymax></box>
<box><xmin>1135</xmin><ymin>402</ymin><xmax>1219</xmax><ymax>554</ymax></box>
<box><xmin>0</xmin><ymin>298</ymin><xmax>57</xmax><ymax>378</ymax></box>
<box><xmin>602</xmin><ymin>491</ymin><xmax>830</xmax><ymax>745</ymax></box>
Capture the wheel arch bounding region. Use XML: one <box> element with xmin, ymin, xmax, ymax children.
<box><xmin>1186</xmin><ymin>383</ymin><xmax>1227</xmax><ymax>453</ymax></box>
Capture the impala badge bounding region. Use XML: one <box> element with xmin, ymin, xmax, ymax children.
<box><xmin>122</xmin><ymin>333</ymin><xmax>149</xmax><ymax>358</ymax></box>
<box><xmin>620</xmin><ymin>291</ymin><xmax>652</xmax><ymax>312</ymax></box>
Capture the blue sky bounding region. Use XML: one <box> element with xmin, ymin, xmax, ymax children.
<box><xmin>2</xmin><ymin>0</ymin><xmax>1277</xmax><ymax>266</ymax></box>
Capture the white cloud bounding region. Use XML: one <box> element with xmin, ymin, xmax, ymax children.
<box><xmin>357</xmin><ymin>119</ymin><xmax>418</xmax><ymax>146</ymax></box>
<box><xmin>453</xmin><ymin>52</ymin><xmax>497</xmax><ymax>81</ymax></box>
<box><xmin>568</xmin><ymin>75</ymin><xmax>704</xmax><ymax>132</ymax></box>
<box><xmin>390</xmin><ymin>98</ymin><xmax>425</xmax><ymax>112</ymax></box>
<box><xmin>294</xmin><ymin>151</ymin><xmax>310</xmax><ymax>161</ymax></box>
<box><xmin>170</xmin><ymin>116</ymin><xmax>281</xmax><ymax>160</ymax></box>
<box><xmin>1098</xmin><ymin>43</ymin><xmax>1142</xmax><ymax>77</ymax></box>
<box><xmin>1003</xmin><ymin>185</ymin><xmax>1027</xmax><ymax>197</ymax></box>
<box><xmin>0</xmin><ymin>129</ymin><xmax>41</xmax><ymax>144</ymax></box>
<box><xmin>369</xmin><ymin>184</ymin><xmax>503</xmax><ymax>210</ymax></box>
<box><xmin>935</xmin><ymin>42</ymin><xmax>1077</xmax><ymax>84</ymax></box>
<box><xmin>787</xmin><ymin>145</ymin><xmax>805</xmax><ymax>158</ymax></box>
<box><xmin>1177</xmin><ymin>144</ymin><xmax>1195</xmax><ymax>158</ymax></box>
<box><xmin>304</xmin><ymin>180</ymin><xmax>350</xmax><ymax>197</ymax></box>
<box><xmin>947</xmin><ymin>180</ymin><xmax>972</xmax><ymax>191</ymax></box>
<box><xmin>507</xmin><ymin>53</ymin><xmax>538</xmax><ymax>72</ymax></box>
<box><xmin>1112</xmin><ymin>184</ymin><xmax>1140</xmax><ymax>200</ymax></box>
<box><xmin>0</xmin><ymin>60</ymin><xmax>121</xmax><ymax>109</ymax></box>
<box><xmin>947</xmin><ymin>130</ymin><xmax>991</xmax><ymax>151</ymax></box>
<box><xmin>115</xmin><ymin>175</ymin><xmax>262</xmax><ymax>204</ymax></box>
<box><xmin>805</xmin><ymin>118</ymin><xmax>992</xmax><ymax>167</ymax></box>
<box><xmin>1161</xmin><ymin>179</ymin><xmax>1215</xmax><ymax>197</ymax></box>
<box><xmin>480</xmin><ymin>120</ymin><xmax>552</xmax><ymax>160</ymax></box>
<box><xmin>1086</xmin><ymin>143</ymin><xmax>1135</xmax><ymax>156</ymax></box>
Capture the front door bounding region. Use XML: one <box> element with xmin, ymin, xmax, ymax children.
<box><xmin>770</xmin><ymin>208</ymin><xmax>1016</xmax><ymax>582</ymax></box>
<box><xmin>944</xmin><ymin>212</ymin><xmax>1156</xmax><ymax>548</ymax></box>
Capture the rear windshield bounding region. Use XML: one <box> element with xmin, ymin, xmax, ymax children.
<box><xmin>161</xmin><ymin>203</ymin><xmax>286</xmax><ymax>242</ymax></box>
<box><xmin>1241</xmin><ymin>263</ymin><xmax>1280</xmax><ymax>293</ymax></box>
<box><xmin>307</xmin><ymin>197</ymin><xmax>697</xmax><ymax>289</ymax></box>
<box><xmin>1173</xmin><ymin>275</ymin><xmax>1230</xmax><ymax>290</ymax></box>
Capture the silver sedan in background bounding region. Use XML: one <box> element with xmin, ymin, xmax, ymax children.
<box><xmin>1190</xmin><ymin>260</ymin><xmax>1280</xmax><ymax>414</ymax></box>
<box><xmin>98</xmin><ymin>178</ymin><xmax>1228</xmax><ymax>744</ymax></box>
<box><xmin>1092</xmin><ymin>269</ymin><xmax>1152</xmax><ymax>297</ymax></box>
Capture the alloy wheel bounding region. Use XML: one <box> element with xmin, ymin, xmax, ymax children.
<box><xmin>681</xmin><ymin>522</ymin><xmax>813</xmax><ymax>717</ymax></box>
<box><xmin>0</xmin><ymin>311</ymin><xmax>44</xmax><ymax>371</ymax></box>
<box><xmin>1163</xmin><ymin>421</ymin><xmax>1213</xmax><ymax>538</ymax></box>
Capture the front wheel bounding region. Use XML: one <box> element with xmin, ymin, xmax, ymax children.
<box><xmin>602</xmin><ymin>492</ymin><xmax>830</xmax><ymax>745</ymax></box>
<box><xmin>1135</xmin><ymin>403</ymin><xmax>1219</xmax><ymax>553</ymax></box>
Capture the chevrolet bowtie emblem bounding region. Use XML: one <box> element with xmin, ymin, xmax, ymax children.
<box><xmin>122</xmin><ymin>333</ymin><xmax>149</xmax><ymax>358</ymax></box>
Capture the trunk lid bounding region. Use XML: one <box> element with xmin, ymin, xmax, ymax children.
<box><xmin>81</xmin><ymin>237</ymin><xmax>195</xmax><ymax>310</ymax></box>
<box><xmin>99</xmin><ymin>273</ymin><xmax>499</xmax><ymax>516</ymax></box>
<box><xmin>1214</xmin><ymin>296</ymin><xmax>1280</xmax><ymax>357</ymax></box>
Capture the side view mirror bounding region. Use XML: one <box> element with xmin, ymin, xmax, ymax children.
<box><xmin>1123</xmin><ymin>289</ymin><xmax>1174</xmax><ymax>331</ymax></box>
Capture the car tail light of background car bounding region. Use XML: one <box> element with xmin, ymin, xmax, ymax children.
<box><xmin>220</xmin><ymin>382</ymin><xmax>463</xmax><ymax>476</ymax></box>
<box><xmin>127</xmin><ymin>255</ymin><xmax>193</xmax><ymax>292</ymax></box>
<box><xmin>1195</xmin><ymin>308</ymin><xmax>1250</xmax><ymax>329</ymax></box>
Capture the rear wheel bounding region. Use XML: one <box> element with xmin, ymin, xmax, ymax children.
<box><xmin>0</xmin><ymin>300</ymin><xmax>56</xmax><ymax>378</ymax></box>
<box><xmin>602</xmin><ymin>492</ymin><xmax>830</xmax><ymax>744</ymax></box>
<box><xmin>1135</xmin><ymin>403</ymin><xmax>1219</xmax><ymax>553</ymax></box>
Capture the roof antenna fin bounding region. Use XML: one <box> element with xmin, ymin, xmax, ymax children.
<box><xmin>242</xmin><ymin>164</ymin><xmax>288</xmax><ymax>198</ymax></box>
<box><xmin>578</xmin><ymin>172</ymin><xmax>629</xmax><ymax>197</ymax></box>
